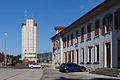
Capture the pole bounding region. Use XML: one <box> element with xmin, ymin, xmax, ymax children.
<box><xmin>4</xmin><ymin>33</ymin><xmax>7</xmax><ymax>66</ymax></box>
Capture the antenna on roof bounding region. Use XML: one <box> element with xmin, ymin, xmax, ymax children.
<box><xmin>25</xmin><ymin>8</ymin><xmax>27</xmax><ymax>19</ymax></box>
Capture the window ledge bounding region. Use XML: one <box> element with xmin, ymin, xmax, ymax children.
<box><xmin>93</xmin><ymin>62</ymin><xmax>99</xmax><ymax>64</ymax></box>
<box><xmin>94</xmin><ymin>35</ymin><xmax>99</xmax><ymax>39</ymax></box>
<box><xmin>87</xmin><ymin>38</ymin><xmax>91</xmax><ymax>41</ymax></box>
<box><xmin>80</xmin><ymin>41</ymin><xmax>84</xmax><ymax>43</ymax></box>
<box><xmin>80</xmin><ymin>62</ymin><xmax>84</xmax><ymax>64</ymax></box>
<box><xmin>103</xmin><ymin>31</ymin><xmax>110</xmax><ymax>35</ymax></box>
<box><xmin>116</xmin><ymin>29</ymin><xmax>120</xmax><ymax>32</ymax></box>
<box><xmin>86</xmin><ymin>62</ymin><xmax>91</xmax><ymax>64</ymax></box>
<box><xmin>75</xmin><ymin>43</ymin><xmax>78</xmax><ymax>47</ymax></box>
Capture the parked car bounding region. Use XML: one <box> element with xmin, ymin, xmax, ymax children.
<box><xmin>59</xmin><ymin>63</ymin><xmax>86</xmax><ymax>73</ymax></box>
<box><xmin>28</xmin><ymin>63</ymin><xmax>42</xmax><ymax>68</ymax></box>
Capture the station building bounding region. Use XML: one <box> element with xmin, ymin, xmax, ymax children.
<box><xmin>51</xmin><ymin>0</ymin><xmax>120</xmax><ymax>70</ymax></box>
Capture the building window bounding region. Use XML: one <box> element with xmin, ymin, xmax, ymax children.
<box><xmin>115</xmin><ymin>10</ymin><xmax>120</xmax><ymax>30</ymax></box>
<box><xmin>81</xmin><ymin>48</ymin><xmax>84</xmax><ymax>64</ymax></box>
<box><xmin>67</xmin><ymin>35</ymin><xmax>69</xmax><ymax>47</ymax></box>
<box><xmin>102</xmin><ymin>14</ymin><xmax>112</xmax><ymax>34</ymax></box>
<box><xmin>72</xmin><ymin>50</ymin><xmax>74</xmax><ymax>63</ymax></box>
<box><xmin>63</xmin><ymin>37</ymin><xmax>66</xmax><ymax>48</ymax></box>
<box><xmin>58</xmin><ymin>40</ymin><xmax>60</xmax><ymax>49</ymax></box>
<box><xmin>118</xmin><ymin>40</ymin><xmax>120</xmax><ymax>65</ymax></box>
<box><xmin>56</xmin><ymin>40</ymin><xmax>58</xmax><ymax>49</ymax></box>
<box><xmin>53</xmin><ymin>41</ymin><xmax>56</xmax><ymax>50</ymax></box>
<box><xmin>94</xmin><ymin>45</ymin><xmax>99</xmax><ymax>64</ymax></box>
<box><xmin>65</xmin><ymin>52</ymin><xmax>67</xmax><ymax>63</ymax></box>
<box><xmin>76</xmin><ymin>31</ymin><xmax>78</xmax><ymax>44</ymax></box>
<box><xmin>63</xmin><ymin>38</ymin><xmax>65</xmax><ymax>48</ymax></box>
<box><xmin>87</xmin><ymin>47</ymin><xmax>92</xmax><ymax>64</ymax></box>
<box><xmin>87</xmin><ymin>24</ymin><xmax>91</xmax><ymax>40</ymax></box>
<box><xmin>76</xmin><ymin>49</ymin><xmax>79</xmax><ymax>64</ymax></box>
<box><xmin>54</xmin><ymin>54</ymin><xmax>56</xmax><ymax>60</ymax></box>
<box><xmin>95</xmin><ymin>20</ymin><xmax>99</xmax><ymax>37</ymax></box>
<box><xmin>81</xmin><ymin>28</ymin><xmax>84</xmax><ymax>42</ymax></box>
<box><xmin>68</xmin><ymin>51</ymin><xmax>71</xmax><ymax>63</ymax></box>
<box><xmin>71</xmin><ymin>33</ymin><xmax>73</xmax><ymax>46</ymax></box>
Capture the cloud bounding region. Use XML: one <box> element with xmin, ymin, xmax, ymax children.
<box><xmin>79</xmin><ymin>0</ymin><xmax>101</xmax><ymax>10</ymax></box>
<box><xmin>80</xmin><ymin>5</ymin><xmax>85</xmax><ymax>9</ymax></box>
<box><xmin>88</xmin><ymin>0</ymin><xmax>101</xmax><ymax>6</ymax></box>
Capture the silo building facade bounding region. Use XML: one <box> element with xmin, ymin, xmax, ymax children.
<box><xmin>21</xmin><ymin>19</ymin><xmax>37</xmax><ymax>63</ymax></box>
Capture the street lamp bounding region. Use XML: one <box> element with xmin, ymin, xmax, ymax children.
<box><xmin>4</xmin><ymin>32</ymin><xmax>7</xmax><ymax>66</ymax></box>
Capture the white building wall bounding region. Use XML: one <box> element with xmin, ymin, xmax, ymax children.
<box><xmin>52</xmin><ymin>1</ymin><xmax>120</xmax><ymax>69</ymax></box>
<box><xmin>112</xmin><ymin>4</ymin><xmax>120</xmax><ymax>68</ymax></box>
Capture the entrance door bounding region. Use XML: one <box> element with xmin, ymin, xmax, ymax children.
<box><xmin>106</xmin><ymin>42</ymin><xmax>111</xmax><ymax>68</ymax></box>
<box><xmin>118</xmin><ymin>40</ymin><xmax>120</xmax><ymax>67</ymax></box>
<box><xmin>69</xmin><ymin>51</ymin><xmax>71</xmax><ymax>63</ymax></box>
<box><xmin>76</xmin><ymin>49</ymin><xmax>79</xmax><ymax>64</ymax></box>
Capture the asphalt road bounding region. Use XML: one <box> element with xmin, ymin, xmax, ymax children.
<box><xmin>0</xmin><ymin>66</ymin><xmax>120</xmax><ymax>80</ymax></box>
<box><xmin>0</xmin><ymin>68</ymin><xmax>43</xmax><ymax>80</ymax></box>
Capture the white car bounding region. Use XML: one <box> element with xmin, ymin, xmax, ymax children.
<box><xmin>28</xmin><ymin>63</ymin><xmax>42</xmax><ymax>68</ymax></box>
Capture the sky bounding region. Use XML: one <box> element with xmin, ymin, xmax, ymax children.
<box><xmin>0</xmin><ymin>0</ymin><xmax>104</xmax><ymax>56</ymax></box>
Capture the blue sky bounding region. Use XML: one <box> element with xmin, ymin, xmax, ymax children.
<box><xmin>0</xmin><ymin>0</ymin><xmax>104</xmax><ymax>55</ymax></box>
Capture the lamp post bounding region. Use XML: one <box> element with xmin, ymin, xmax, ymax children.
<box><xmin>4</xmin><ymin>32</ymin><xmax>7</xmax><ymax>66</ymax></box>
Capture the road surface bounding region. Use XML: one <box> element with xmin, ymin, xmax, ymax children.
<box><xmin>0</xmin><ymin>68</ymin><xmax>43</xmax><ymax>80</ymax></box>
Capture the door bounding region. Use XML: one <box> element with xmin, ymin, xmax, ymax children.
<box><xmin>76</xmin><ymin>49</ymin><xmax>79</xmax><ymax>64</ymax></box>
<box><xmin>118</xmin><ymin>40</ymin><xmax>120</xmax><ymax>67</ymax></box>
<box><xmin>69</xmin><ymin>51</ymin><xmax>71</xmax><ymax>63</ymax></box>
<box><xmin>106</xmin><ymin>42</ymin><xmax>111</xmax><ymax>68</ymax></box>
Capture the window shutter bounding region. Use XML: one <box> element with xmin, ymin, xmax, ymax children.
<box><xmin>55</xmin><ymin>41</ymin><xmax>56</xmax><ymax>49</ymax></box>
<box><xmin>69</xmin><ymin>51</ymin><xmax>71</xmax><ymax>63</ymax></box>
<box><xmin>102</xmin><ymin>18</ymin><xmax>106</xmax><ymax>34</ymax></box>
<box><xmin>53</xmin><ymin>41</ymin><xmax>55</xmax><ymax>50</ymax></box>
<box><xmin>71</xmin><ymin>33</ymin><xmax>73</xmax><ymax>46</ymax></box>
<box><xmin>95</xmin><ymin>20</ymin><xmax>99</xmax><ymax>36</ymax></box>
<box><xmin>58</xmin><ymin>40</ymin><xmax>60</xmax><ymax>49</ymax></box>
<box><xmin>72</xmin><ymin>51</ymin><xmax>74</xmax><ymax>63</ymax></box>
<box><xmin>115</xmin><ymin>11</ymin><xmax>118</xmax><ymax>30</ymax></box>
<box><xmin>67</xmin><ymin>35</ymin><xmax>69</xmax><ymax>47</ymax></box>
<box><xmin>109</xmin><ymin>14</ymin><xmax>112</xmax><ymax>31</ymax></box>
<box><xmin>56</xmin><ymin>41</ymin><xmax>58</xmax><ymax>49</ymax></box>
<box><xmin>65</xmin><ymin>37</ymin><xmax>66</xmax><ymax>47</ymax></box>
<box><xmin>81</xmin><ymin>28</ymin><xmax>84</xmax><ymax>42</ymax></box>
<box><xmin>87</xmin><ymin>24</ymin><xmax>91</xmax><ymax>39</ymax></box>
<box><xmin>65</xmin><ymin>52</ymin><xmax>67</xmax><ymax>63</ymax></box>
<box><xmin>53</xmin><ymin>42</ymin><xmax>54</xmax><ymax>50</ymax></box>
<box><xmin>63</xmin><ymin>38</ymin><xmax>64</xmax><ymax>48</ymax></box>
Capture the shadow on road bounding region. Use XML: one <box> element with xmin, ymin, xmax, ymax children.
<box><xmin>55</xmin><ymin>77</ymin><xmax>120</xmax><ymax>80</ymax></box>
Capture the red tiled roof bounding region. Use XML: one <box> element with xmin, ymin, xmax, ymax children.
<box><xmin>54</xmin><ymin>27</ymin><xmax>66</xmax><ymax>30</ymax></box>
